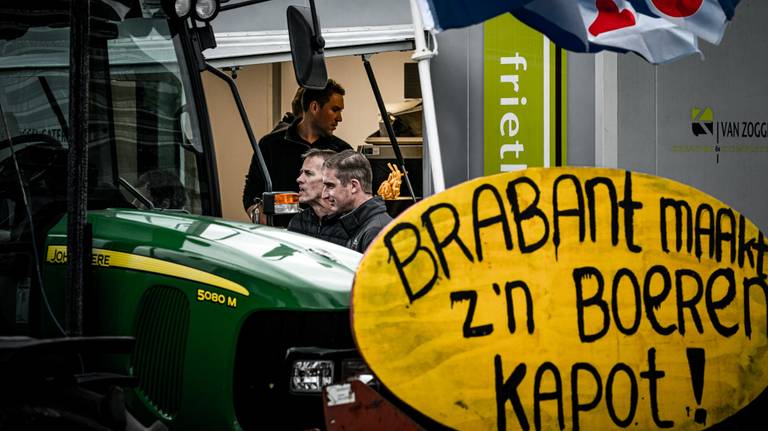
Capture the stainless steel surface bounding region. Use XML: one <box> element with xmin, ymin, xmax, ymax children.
<box><xmin>358</xmin><ymin>143</ymin><xmax>422</xmax><ymax>159</ymax></box>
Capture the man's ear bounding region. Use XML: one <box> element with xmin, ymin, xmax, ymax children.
<box><xmin>350</xmin><ymin>178</ymin><xmax>361</xmax><ymax>193</ymax></box>
<box><xmin>309</xmin><ymin>100</ymin><xmax>319</xmax><ymax>113</ymax></box>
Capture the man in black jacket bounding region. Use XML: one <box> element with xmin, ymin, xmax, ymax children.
<box><xmin>242</xmin><ymin>80</ymin><xmax>351</xmax><ymax>225</ymax></box>
<box><xmin>287</xmin><ymin>149</ymin><xmax>347</xmax><ymax>246</ymax></box>
<box><xmin>322</xmin><ymin>150</ymin><xmax>392</xmax><ymax>253</ymax></box>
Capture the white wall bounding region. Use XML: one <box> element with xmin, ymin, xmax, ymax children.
<box><xmin>202</xmin><ymin>65</ymin><xmax>273</xmax><ymax>222</ymax></box>
<box><xmin>616</xmin><ymin>0</ymin><xmax>768</xmax><ymax>231</ymax></box>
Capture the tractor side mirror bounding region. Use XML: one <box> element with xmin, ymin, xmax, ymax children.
<box><xmin>286</xmin><ymin>3</ymin><xmax>327</xmax><ymax>90</ymax></box>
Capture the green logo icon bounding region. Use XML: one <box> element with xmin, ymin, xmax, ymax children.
<box><xmin>691</xmin><ymin>107</ymin><xmax>714</xmax><ymax>137</ymax></box>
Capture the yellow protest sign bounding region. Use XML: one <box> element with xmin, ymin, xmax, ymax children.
<box><xmin>352</xmin><ymin>167</ymin><xmax>768</xmax><ymax>430</ymax></box>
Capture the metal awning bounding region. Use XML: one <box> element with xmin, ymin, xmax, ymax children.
<box><xmin>205</xmin><ymin>24</ymin><xmax>414</xmax><ymax>67</ymax></box>
<box><xmin>204</xmin><ymin>0</ymin><xmax>414</xmax><ymax>67</ymax></box>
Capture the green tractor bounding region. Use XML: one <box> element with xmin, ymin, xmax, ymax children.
<box><xmin>0</xmin><ymin>1</ymin><xmax>376</xmax><ymax>429</ymax></box>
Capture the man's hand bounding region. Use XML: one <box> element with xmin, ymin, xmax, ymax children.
<box><xmin>246</xmin><ymin>201</ymin><xmax>266</xmax><ymax>224</ymax></box>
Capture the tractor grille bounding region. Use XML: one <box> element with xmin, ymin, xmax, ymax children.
<box><xmin>233</xmin><ymin>310</ymin><xmax>355</xmax><ymax>430</ymax></box>
<box><xmin>232</xmin><ymin>310</ymin><xmax>451</xmax><ymax>431</ymax></box>
<box><xmin>132</xmin><ymin>286</ymin><xmax>190</xmax><ymax>418</ymax></box>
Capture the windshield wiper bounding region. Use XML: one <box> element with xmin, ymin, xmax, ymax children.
<box><xmin>39</xmin><ymin>77</ymin><xmax>69</xmax><ymax>143</ymax></box>
<box><xmin>118</xmin><ymin>177</ymin><xmax>191</xmax><ymax>214</ymax></box>
<box><xmin>118</xmin><ymin>176</ymin><xmax>154</xmax><ymax>210</ymax></box>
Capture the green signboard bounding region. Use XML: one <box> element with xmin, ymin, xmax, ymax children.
<box><xmin>484</xmin><ymin>14</ymin><xmax>567</xmax><ymax>175</ymax></box>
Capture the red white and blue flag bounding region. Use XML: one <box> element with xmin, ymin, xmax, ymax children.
<box><xmin>416</xmin><ymin>0</ymin><xmax>742</xmax><ymax>63</ymax></box>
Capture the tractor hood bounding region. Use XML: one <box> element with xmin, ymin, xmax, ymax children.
<box><xmin>45</xmin><ymin>209</ymin><xmax>363</xmax><ymax>310</ymax></box>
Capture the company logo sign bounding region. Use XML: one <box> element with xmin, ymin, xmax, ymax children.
<box><xmin>484</xmin><ymin>15</ymin><xmax>565</xmax><ymax>175</ymax></box>
<box><xmin>691</xmin><ymin>107</ymin><xmax>768</xmax><ymax>140</ymax></box>
<box><xmin>688</xmin><ymin>107</ymin><xmax>768</xmax><ymax>162</ymax></box>
<box><xmin>691</xmin><ymin>107</ymin><xmax>714</xmax><ymax>137</ymax></box>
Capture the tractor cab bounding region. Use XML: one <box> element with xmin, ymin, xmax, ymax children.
<box><xmin>0</xmin><ymin>0</ymin><xmax>218</xmax><ymax>334</ymax></box>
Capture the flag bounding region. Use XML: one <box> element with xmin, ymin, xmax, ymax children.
<box><xmin>416</xmin><ymin>0</ymin><xmax>742</xmax><ymax>64</ymax></box>
<box><xmin>415</xmin><ymin>0</ymin><xmax>535</xmax><ymax>32</ymax></box>
<box><xmin>577</xmin><ymin>0</ymin><xmax>702</xmax><ymax>63</ymax></box>
<box><xmin>632</xmin><ymin>0</ymin><xmax>728</xmax><ymax>44</ymax></box>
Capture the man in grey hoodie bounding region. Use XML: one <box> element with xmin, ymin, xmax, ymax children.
<box><xmin>322</xmin><ymin>150</ymin><xmax>392</xmax><ymax>253</ymax></box>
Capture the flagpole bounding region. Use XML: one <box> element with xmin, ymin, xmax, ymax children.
<box><xmin>408</xmin><ymin>0</ymin><xmax>445</xmax><ymax>193</ymax></box>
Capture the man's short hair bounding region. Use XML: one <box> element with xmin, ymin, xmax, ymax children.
<box><xmin>291</xmin><ymin>87</ymin><xmax>305</xmax><ymax>117</ymax></box>
<box><xmin>323</xmin><ymin>150</ymin><xmax>372</xmax><ymax>194</ymax></box>
<box><xmin>302</xmin><ymin>79</ymin><xmax>345</xmax><ymax>112</ymax></box>
<box><xmin>302</xmin><ymin>148</ymin><xmax>337</xmax><ymax>162</ymax></box>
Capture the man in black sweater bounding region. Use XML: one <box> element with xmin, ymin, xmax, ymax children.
<box><xmin>242</xmin><ymin>79</ymin><xmax>351</xmax><ymax>225</ymax></box>
<box><xmin>286</xmin><ymin>149</ymin><xmax>347</xmax><ymax>246</ymax></box>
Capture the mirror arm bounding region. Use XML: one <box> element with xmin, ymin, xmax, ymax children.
<box><xmin>39</xmin><ymin>76</ymin><xmax>70</xmax><ymax>143</ymax></box>
<box><xmin>308</xmin><ymin>0</ymin><xmax>325</xmax><ymax>52</ymax></box>
<box><xmin>205</xmin><ymin>63</ymin><xmax>273</xmax><ymax>193</ymax></box>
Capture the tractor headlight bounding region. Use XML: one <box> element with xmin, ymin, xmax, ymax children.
<box><xmin>286</xmin><ymin>348</ymin><xmax>379</xmax><ymax>395</ymax></box>
<box><xmin>162</xmin><ymin>0</ymin><xmax>192</xmax><ymax>19</ymax></box>
<box><xmin>290</xmin><ymin>360</ymin><xmax>334</xmax><ymax>393</ymax></box>
<box><xmin>174</xmin><ymin>0</ymin><xmax>192</xmax><ymax>18</ymax></box>
<box><xmin>195</xmin><ymin>0</ymin><xmax>220</xmax><ymax>21</ymax></box>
